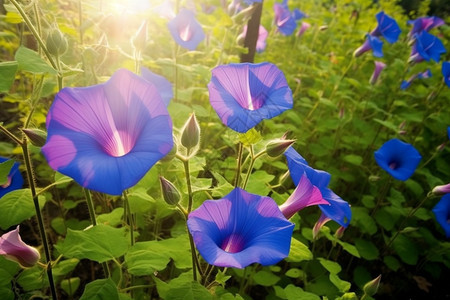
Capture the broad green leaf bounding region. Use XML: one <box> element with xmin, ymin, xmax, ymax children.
<box><xmin>0</xmin><ymin>256</ymin><xmax>20</xmax><ymax>285</ymax></box>
<box><xmin>4</xmin><ymin>11</ymin><xmax>22</xmax><ymax>24</ymax></box>
<box><xmin>0</xmin><ymin>159</ymin><xmax>14</xmax><ymax>186</ymax></box>
<box><xmin>97</xmin><ymin>208</ymin><xmax>124</xmax><ymax>227</ymax></box>
<box><xmin>60</xmin><ymin>277</ymin><xmax>80</xmax><ymax>297</ymax></box>
<box><xmin>54</xmin><ymin>172</ymin><xmax>73</xmax><ymax>187</ymax></box>
<box><xmin>53</xmin><ymin>258</ymin><xmax>80</xmax><ymax>276</ymax></box>
<box><xmin>285</xmin><ymin>268</ymin><xmax>304</xmax><ymax>278</ymax></box>
<box><xmin>127</xmin><ymin>188</ymin><xmax>155</xmax><ymax>214</ymax></box>
<box><xmin>245</xmin><ymin>171</ymin><xmax>274</xmax><ymax>195</ymax></box>
<box><xmin>318</xmin><ymin>258</ymin><xmax>342</xmax><ymax>274</ymax></box>
<box><xmin>286</xmin><ymin>237</ymin><xmax>313</xmax><ymax>262</ymax></box>
<box><xmin>238</xmin><ymin>128</ymin><xmax>262</xmax><ymax>145</ymax></box>
<box><xmin>383</xmin><ymin>255</ymin><xmax>400</xmax><ymax>271</ymax></box>
<box><xmin>337</xmin><ymin>240</ymin><xmax>361</xmax><ymax>258</ymax></box>
<box><xmin>15</xmin><ymin>46</ymin><xmax>57</xmax><ymax>74</ymax></box>
<box><xmin>165</xmin><ymin>280</ymin><xmax>213</xmax><ymax>300</ymax></box>
<box><xmin>342</xmin><ymin>154</ymin><xmax>363</xmax><ymax>165</ymax></box>
<box><xmin>0</xmin><ymin>286</ymin><xmax>14</xmax><ymax>300</ymax></box>
<box><xmin>0</xmin><ymin>62</ymin><xmax>18</xmax><ymax>92</ymax></box>
<box><xmin>330</xmin><ymin>274</ymin><xmax>351</xmax><ymax>292</ymax></box>
<box><xmin>79</xmin><ymin>278</ymin><xmax>119</xmax><ymax>300</ymax></box>
<box><xmin>0</xmin><ymin>189</ymin><xmax>35</xmax><ymax>230</ymax></box>
<box><xmin>56</xmin><ymin>225</ymin><xmax>129</xmax><ymax>263</ymax></box>
<box><xmin>252</xmin><ymin>270</ymin><xmax>280</xmax><ymax>286</ymax></box>
<box><xmin>284</xmin><ymin>284</ymin><xmax>321</xmax><ymax>300</ymax></box>
<box><xmin>17</xmin><ymin>266</ymin><xmax>49</xmax><ymax>291</ymax></box>
<box><xmin>351</xmin><ymin>207</ymin><xmax>377</xmax><ymax>235</ymax></box>
<box><xmin>392</xmin><ymin>234</ymin><xmax>419</xmax><ymax>265</ymax></box>
<box><xmin>51</xmin><ymin>217</ymin><xmax>67</xmax><ymax>235</ymax></box>
<box><xmin>354</xmin><ymin>239</ymin><xmax>379</xmax><ymax>260</ymax></box>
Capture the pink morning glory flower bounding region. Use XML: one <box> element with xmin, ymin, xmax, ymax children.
<box><xmin>187</xmin><ymin>188</ymin><xmax>294</xmax><ymax>268</ymax></box>
<box><xmin>0</xmin><ymin>226</ymin><xmax>40</xmax><ymax>268</ymax></box>
<box><xmin>42</xmin><ymin>69</ymin><xmax>173</xmax><ymax>195</ymax></box>
<box><xmin>238</xmin><ymin>25</ymin><xmax>268</xmax><ymax>53</ymax></box>
<box><xmin>167</xmin><ymin>9</ymin><xmax>205</xmax><ymax>51</ymax></box>
<box><xmin>208</xmin><ymin>62</ymin><xmax>293</xmax><ymax>133</ymax></box>
<box><xmin>370</xmin><ymin>61</ymin><xmax>387</xmax><ymax>85</ymax></box>
<box><xmin>407</xmin><ymin>16</ymin><xmax>445</xmax><ymax>38</ymax></box>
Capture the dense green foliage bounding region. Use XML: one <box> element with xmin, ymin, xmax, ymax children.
<box><xmin>0</xmin><ymin>0</ymin><xmax>449</xmax><ymax>299</ymax></box>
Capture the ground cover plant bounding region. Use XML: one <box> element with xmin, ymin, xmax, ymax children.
<box><xmin>0</xmin><ymin>0</ymin><xmax>449</xmax><ymax>299</ymax></box>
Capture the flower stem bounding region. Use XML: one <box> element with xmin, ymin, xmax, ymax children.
<box><xmin>83</xmin><ymin>189</ymin><xmax>97</xmax><ymax>226</ymax></box>
<box><xmin>123</xmin><ymin>192</ymin><xmax>135</xmax><ymax>246</ymax></box>
<box><xmin>234</xmin><ymin>142</ymin><xmax>244</xmax><ymax>188</ymax></box>
<box><xmin>242</xmin><ymin>147</ymin><xmax>265</xmax><ymax>190</ymax></box>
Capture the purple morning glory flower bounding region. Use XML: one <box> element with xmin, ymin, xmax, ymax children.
<box><xmin>284</xmin><ymin>147</ymin><xmax>352</xmax><ymax>227</ymax></box>
<box><xmin>370</xmin><ymin>61</ymin><xmax>387</xmax><ymax>85</ymax></box>
<box><xmin>140</xmin><ymin>67</ymin><xmax>173</xmax><ymax>106</ymax></box>
<box><xmin>407</xmin><ymin>16</ymin><xmax>445</xmax><ymax>38</ymax></box>
<box><xmin>432</xmin><ymin>194</ymin><xmax>450</xmax><ymax>238</ymax></box>
<box><xmin>297</xmin><ymin>22</ymin><xmax>311</xmax><ymax>37</ymax></box>
<box><xmin>0</xmin><ymin>157</ymin><xmax>24</xmax><ymax>198</ymax></box>
<box><xmin>273</xmin><ymin>0</ymin><xmax>305</xmax><ymax>36</ymax></box>
<box><xmin>374</xmin><ymin>138</ymin><xmax>422</xmax><ymax>181</ymax></box>
<box><xmin>370</xmin><ymin>11</ymin><xmax>401</xmax><ymax>44</ymax></box>
<box><xmin>442</xmin><ymin>61</ymin><xmax>450</xmax><ymax>87</ymax></box>
<box><xmin>208</xmin><ymin>62</ymin><xmax>293</xmax><ymax>133</ymax></box>
<box><xmin>0</xmin><ymin>226</ymin><xmax>40</xmax><ymax>268</ymax></box>
<box><xmin>409</xmin><ymin>31</ymin><xmax>446</xmax><ymax>63</ymax></box>
<box><xmin>42</xmin><ymin>69</ymin><xmax>173</xmax><ymax>195</ymax></box>
<box><xmin>400</xmin><ymin>69</ymin><xmax>432</xmax><ymax>90</ymax></box>
<box><xmin>187</xmin><ymin>187</ymin><xmax>294</xmax><ymax>268</ymax></box>
<box><xmin>167</xmin><ymin>9</ymin><xmax>205</xmax><ymax>51</ymax></box>
<box><xmin>238</xmin><ymin>25</ymin><xmax>268</xmax><ymax>53</ymax></box>
<box><xmin>353</xmin><ymin>34</ymin><xmax>384</xmax><ymax>58</ymax></box>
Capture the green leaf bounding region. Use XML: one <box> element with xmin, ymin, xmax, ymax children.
<box><xmin>15</xmin><ymin>46</ymin><xmax>57</xmax><ymax>74</ymax></box>
<box><xmin>342</xmin><ymin>154</ymin><xmax>363</xmax><ymax>166</ymax></box>
<box><xmin>165</xmin><ymin>277</ymin><xmax>213</xmax><ymax>300</ymax></box>
<box><xmin>0</xmin><ymin>159</ymin><xmax>14</xmax><ymax>186</ymax></box>
<box><xmin>0</xmin><ymin>62</ymin><xmax>18</xmax><ymax>92</ymax></box>
<box><xmin>56</xmin><ymin>225</ymin><xmax>129</xmax><ymax>263</ymax></box>
<box><xmin>338</xmin><ymin>240</ymin><xmax>360</xmax><ymax>258</ymax></box>
<box><xmin>351</xmin><ymin>207</ymin><xmax>377</xmax><ymax>235</ymax></box>
<box><xmin>383</xmin><ymin>255</ymin><xmax>400</xmax><ymax>271</ymax></box>
<box><xmin>284</xmin><ymin>284</ymin><xmax>321</xmax><ymax>300</ymax></box>
<box><xmin>79</xmin><ymin>278</ymin><xmax>119</xmax><ymax>300</ymax></box>
<box><xmin>354</xmin><ymin>239</ymin><xmax>379</xmax><ymax>260</ymax></box>
<box><xmin>0</xmin><ymin>189</ymin><xmax>35</xmax><ymax>230</ymax></box>
<box><xmin>329</xmin><ymin>274</ymin><xmax>351</xmax><ymax>292</ymax></box>
<box><xmin>127</xmin><ymin>188</ymin><xmax>155</xmax><ymax>214</ymax></box>
<box><xmin>53</xmin><ymin>258</ymin><xmax>79</xmax><ymax>277</ymax></box>
<box><xmin>238</xmin><ymin>128</ymin><xmax>262</xmax><ymax>145</ymax></box>
<box><xmin>0</xmin><ymin>287</ymin><xmax>14</xmax><ymax>300</ymax></box>
<box><xmin>245</xmin><ymin>171</ymin><xmax>274</xmax><ymax>195</ymax></box>
<box><xmin>285</xmin><ymin>268</ymin><xmax>304</xmax><ymax>278</ymax></box>
<box><xmin>97</xmin><ymin>208</ymin><xmax>124</xmax><ymax>227</ymax></box>
<box><xmin>318</xmin><ymin>258</ymin><xmax>342</xmax><ymax>274</ymax></box>
<box><xmin>4</xmin><ymin>11</ymin><xmax>23</xmax><ymax>24</ymax></box>
<box><xmin>61</xmin><ymin>277</ymin><xmax>80</xmax><ymax>297</ymax></box>
<box><xmin>252</xmin><ymin>270</ymin><xmax>280</xmax><ymax>286</ymax></box>
<box><xmin>0</xmin><ymin>256</ymin><xmax>20</xmax><ymax>286</ymax></box>
<box><xmin>286</xmin><ymin>237</ymin><xmax>313</xmax><ymax>262</ymax></box>
<box><xmin>392</xmin><ymin>234</ymin><xmax>419</xmax><ymax>265</ymax></box>
<box><xmin>17</xmin><ymin>266</ymin><xmax>48</xmax><ymax>291</ymax></box>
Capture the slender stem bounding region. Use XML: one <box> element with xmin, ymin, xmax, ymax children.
<box><xmin>182</xmin><ymin>159</ymin><xmax>194</xmax><ymax>213</ymax></box>
<box><xmin>83</xmin><ymin>189</ymin><xmax>97</xmax><ymax>226</ymax></box>
<box><xmin>242</xmin><ymin>147</ymin><xmax>265</xmax><ymax>190</ymax></box>
<box><xmin>55</xmin><ymin>55</ymin><xmax>63</xmax><ymax>91</ymax></box>
<box><xmin>22</xmin><ymin>141</ymin><xmax>58</xmax><ymax>300</ymax></box>
<box><xmin>234</xmin><ymin>143</ymin><xmax>244</xmax><ymax>187</ymax></box>
<box><xmin>78</xmin><ymin>0</ymin><xmax>84</xmax><ymax>44</ymax></box>
<box><xmin>32</xmin><ymin>1</ymin><xmax>42</xmax><ymax>56</ymax></box>
<box><xmin>123</xmin><ymin>192</ymin><xmax>135</xmax><ymax>246</ymax></box>
<box><xmin>188</xmin><ymin>231</ymin><xmax>198</xmax><ymax>281</ymax></box>
<box><xmin>0</xmin><ymin>124</ymin><xmax>23</xmax><ymax>146</ymax></box>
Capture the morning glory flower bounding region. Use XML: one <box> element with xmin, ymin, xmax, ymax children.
<box><xmin>407</xmin><ymin>16</ymin><xmax>445</xmax><ymax>38</ymax></box>
<box><xmin>432</xmin><ymin>194</ymin><xmax>450</xmax><ymax>237</ymax></box>
<box><xmin>442</xmin><ymin>61</ymin><xmax>450</xmax><ymax>87</ymax></box>
<box><xmin>140</xmin><ymin>67</ymin><xmax>173</xmax><ymax>106</ymax></box>
<box><xmin>208</xmin><ymin>62</ymin><xmax>293</xmax><ymax>133</ymax></box>
<box><xmin>273</xmin><ymin>0</ymin><xmax>305</xmax><ymax>36</ymax></box>
<box><xmin>42</xmin><ymin>69</ymin><xmax>173</xmax><ymax>195</ymax></box>
<box><xmin>370</xmin><ymin>61</ymin><xmax>387</xmax><ymax>85</ymax></box>
<box><xmin>0</xmin><ymin>157</ymin><xmax>24</xmax><ymax>198</ymax></box>
<box><xmin>296</xmin><ymin>22</ymin><xmax>311</xmax><ymax>37</ymax></box>
<box><xmin>409</xmin><ymin>31</ymin><xmax>446</xmax><ymax>63</ymax></box>
<box><xmin>374</xmin><ymin>138</ymin><xmax>422</xmax><ymax>181</ymax></box>
<box><xmin>370</xmin><ymin>11</ymin><xmax>401</xmax><ymax>43</ymax></box>
<box><xmin>284</xmin><ymin>147</ymin><xmax>352</xmax><ymax>227</ymax></box>
<box><xmin>353</xmin><ymin>34</ymin><xmax>384</xmax><ymax>58</ymax></box>
<box><xmin>187</xmin><ymin>187</ymin><xmax>294</xmax><ymax>268</ymax></box>
<box><xmin>432</xmin><ymin>183</ymin><xmax>450</xmax><ymax>196</ymax></box>
<box><xmin>0</xmin><ymin>226</ymin><xmax>40</xmax><ymax>268</ymax></box>
<box><xmin>400</xmin><ymin>69</ymin><xmax>432</xmax><ymax>90</ymax></box>
<box><xmin>167</xmin><ymin>9</ymin><xmax>205</xmax><ymax>51</ymax></box>
<box><xmin>237</xmin><ymin>25</ymin><xmax>268</xmax><ymax>53</ymax></box>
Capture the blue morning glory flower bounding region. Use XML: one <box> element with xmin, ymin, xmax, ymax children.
<box><xmin>407</xmin><ymin>16</ymin><xmax>445</xmax><ymax>38</ymax></box>
<box><xmin>140</xmin><ymin>67</ymin><xmax>173</xmax><ymax>107</ymax></box>
<box><xmin>42</xmin><ymin>69</ymin><xmax>173</xmax><ymax>195</ymax></box>
<box><xmin>354</xmin><ymin>34</ymin><xmax>384</xmax><ymax>58</ymax></box>
<box><xmin>207</xmin><ymin>62</ymin><xmax>293</xmax><ymax>133</ymax></box>
<box><xmin>187</xmin><ymin>188</ymin><xmax>294</xmax><ymax>268</ymax></box>
<box><xmin>0</xmin><ymin>157</ymin><xmax>24</xmax><ymax>198</ymax></box>
<box><xmin>273</xmin><ymin>0</ymin><xmax>305</xmax><ymax>36</ymax></box>
<box><xmin>374</xmin><ymin>138</ymin><xmax>422</xmax><ymax>181</ymax></box>
<box><xmin>409</xmin><ymin>31</ymin><xmax>446</xmax><ymax>63</ymax></box>
<box><xmin>432</xmin><ymin>194</ymin><xmax>450</xmax><ymax>238</ymax></box>
<box><xmin>400</xmin><ymin>69</ymin><xmax>432</xmax><ymax>90</ymax></box>
<box><xmin>442</xmin><ymin>61</ymin><xmax>450</xmax><ymax>87</ymax></box>
<box><xmin>167</xmin><ymin>9</ymin><xmax>205</xmax><ymax>51</ymax></box>
<box><xmin>284</xmin><ymin>147</ymin><xmax>352</xmax><ymax>227</ymax></box>
<box><xmin>371</xmin><ymin>11</ymin><xmax>401</xmax><ymax>44</ymax></box>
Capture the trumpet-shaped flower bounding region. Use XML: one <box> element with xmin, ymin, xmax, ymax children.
<box><xmin>42</xmin><ymin>69</ymin><xmax>173</xmax><ymax>195</ymax></box>
<box><xmin>208</xmin><ymin>62</ymin><xmax>293</xmax><ymax>133</ymax></box>
<box><xmin>407</xmin><ymin>16</ymin><xmax>445</xmax><ymax>38</ymax></box>
<box><xmin>370</xmin><ymin>61</ymin><xmax>387</xmax><ymax>85</ymax></box>
<box><xmin>187</xmin><ymin>188</ymin><xmax>294</xmax><ymax>268</ymax></box>
<box><xmin>409</xmin><ymin>31</ymin><xmax>446</xmax><ymax>63</ymax></box>
<box><xmin>353</xmin><ymin>34</ymin><xmax>383</xmax><ymax>58</ymax></box>
<box><xmin>400</xmin><ymin>69</ymin><xmax>432</xmax><ymax>90</ymax></box>
<box><xmin>140</xmin><ymin>67</ymin><xmax>173</xmax><ymax>107</ymax></box>
<box><xmin>374</xmin><ymin>138</ymin><xmax>421</xmax><ymax>181</ymax></box>
<box><xmin>167</xmin><ymin>9</ymin><xmax>205</xmax><ymax>51</ymax></box>
<box><xmin>238</xmin><ymin>25</ymin><xmax>268</xmax><ymax>53</ymax></box>
<box><xmin>442</xmin><ymin>61</ymin><xmax>450</xmax><ymax>87</ymax></box>
<box><xmin>0</xmin><ymin>157</ymin><xmax>24</xmax><ymax>198</ymax></box>
<box><xmin>432</xmin><ymin>194</ymin><xmax>450</xmax><ymax>237</ymax></box>
<box><xmin>273</xmin><ymin>0</ymin><xmax>305</xmax><ymax>36</ymax></box>
<box><xmin>284</xmin><ymin>147</ymin><xmax>352</xmax><ymax>227</ymax></box>
<box><xmin>297</xmin><ymin>22</ymin><xmax>311</xmax><ymax>37</ymax></box>
<box><xmin>371</xmin><ymin>11</ymin><xmax>401</xmax><ymax>43</ymax></box>
<box><xmin>0</xmin><ymin>226</ymin><xmax>40</xmax><ymax>268</ymax></box>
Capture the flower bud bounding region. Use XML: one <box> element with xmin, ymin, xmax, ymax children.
<box><xmin>363</xmin><ymin>275</ymin><xmax>381</xmax><ymax>296</ymax></box>
<box><xmin>265</xmin><ymin>139</ymin><xmax>295</xmax><ymax>158</ymax></box>
<box><xmin>432</xmin><ymin>183</ymin><xmax>450</xmax><ymax>196</ymax></box>
<box><xmin>312</xmin><ymin>213</ymin><xmax>331</xmax><ymax>240</ymax></box>
<box><xmin>159</xmin><ymin>176</ymin><xmax>181</xmax><ymax>206</ymax></box>
<box><xmin>46</xmin><ymin>26</ymin><xmax>68</xmax><ymax>57</ymax></box>
<box><xmin>22</xmin><ymin>128</ymin><xmax>47</xmax><ymax>147</ymax></box>
<box><xmin>334</xmin><ymin>226</ymin><xmax>346</xmax><ymax>239</ymax></box>
<box><xmin>181</xmin><ymin>114</ymin><xmax>200</xmax><ymax>151</ymax></box>
<box><xmin>0</xmin><ymin>226</ymin><xmax>40</xmax><ymax>268</ymax></box>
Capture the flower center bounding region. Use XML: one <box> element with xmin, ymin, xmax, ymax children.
<box><xmin>388</xmin><ymin>161</ymin><xmax>398</xmax><ymax>170</ymax></box>
<box><xmin>220</xmin><ymin>233</ymin><xmax>245</xmax><ymax>253</ymax></box>
<box><xmin>179</xmin><ymin>23</ymin><xmax>192</xmax><ymax>42</ymax></box>
<box><xmin>104</xmin><ymin>129</ymin><xmax>135</xmax><ymax>157</ymax></box>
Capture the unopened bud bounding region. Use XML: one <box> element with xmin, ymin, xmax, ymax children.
<box><xmin>436</xmin><ymin>143</ymin><xmax>446</xmax><ymax>152</ymax></box>
<box><xmin>266</xmin><ymin>139</ymin><xmax>295</xmax><ymax>158</ymax></box>
<box><xmin>0</xmin><ymin>226</ymin><xmax>40</xmax><ymax>268</ymax></box>
<box><xmin>432</xmin><ymin>183</ymin><xmax>450</xmax><ymax>196</ymax></box>
<box><xmin>159</xmin><ymin>176</ymin><xmax>181</xmax><ymax>206</ymax></box>
<box><xmin>181</xmin><ymin>114</ymin><xmax>200</xmax><ymax>151</ymax></box>
<box><xmin>22</xmin><ymin>128</ymin><xmax>47</xmax><ymax>147</ymax></box>
<box><xmin>334</xmin><ymin>226</ymin><xmax>346</xmax><ymax>239</ymax></box>
<box><xmin>46</xmin><ymin>26</ymin><xmax>68</xmax><ymax>57</ymax></box>
<box><xmin>363</xmin><ymin>275</ymin><xmax>381</xmax><ymax>296</ymax></box>
<box><xmin>132</xmin><ymin>20</ymin><xmax>147</xmax><ymax>52</ymax></box>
